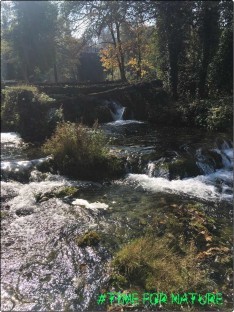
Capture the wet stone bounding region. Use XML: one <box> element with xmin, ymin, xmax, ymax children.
<box><xmin>15</xmin><ymin>207</ymin><xmax>34</xmax><ymax>216</ymax></box>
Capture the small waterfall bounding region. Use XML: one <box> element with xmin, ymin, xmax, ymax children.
<box><xmin>196</xmin><ymin>162</ymin><xmax>214</xmax><ymax>175</ymax></box>
<box><xmin>147</xmin><ymin>162</ymin><xmax>156</xmax><ymax>177</ymax></box>
<box><xmin>195</xmin><ymin>148</ymin><xmax>215</xmax><ymax>174</ymax></box>
<box><xmin>146</xmin><ymin>160</ymin><xmax>169</xmax><ymax>179</ymax></box>
<box><xmin>221</xmin><ymin>140</ymin><xmax>232</xmax><ymax>150</ymax></box>
<box><xmin>214</xmin><ymin>148</ymin><xmax>233</xmax><ymax>169</ymax></box>
<box><xmin>109</xmin><ymin>101</ymin><xmax>126</xmax><ymax>121</ymax></box>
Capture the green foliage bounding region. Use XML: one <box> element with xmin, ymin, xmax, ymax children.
<box><xmin>178</xmin><ymin>96</ymin><xmax>232</xmax><ymax>131</ymax></box>
<box><xmin>42</xmin><ymin>122</ymin><xmax>122</xmax><ymax>180</ymax></box>
<box><xmin>150</xmin><ymin>1</ymin><xmax>232</xmax><ymax>99</ymax></box>
<box><xmin>1</xmin><ymin>1</ymin><xmax>232</xmax><ymax>104</ymax></box>
<box><xmin>206</xmin><ymin>97</ymin><xmax>233</xmax><ymax>131</ymax></box>
<box><xmin>1</xmin><ymin>1</ymin><xmax>58</xmax><ymax>81</ymax></box>
<box><xmin>208</xmin><ymin>27</ymin><xmax>233</xmax><ymax>94</ymax></box>
<box><xmin>1</xmin><ymin>85</ymin><xmax>63</xmax><ymax>142</ymax></box>
<box><xmin>110</xmin><ymin>202</ymin><xmax>232</xmax><ymax>300</ymax></box>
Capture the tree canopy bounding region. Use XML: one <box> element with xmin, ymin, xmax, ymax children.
<box><xmin>1</xmin><ymin>0</ymin><xmax>233</xmax><ymax>98</ymax></box>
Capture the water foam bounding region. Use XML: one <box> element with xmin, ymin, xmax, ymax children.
<box><xmin>126</xmin><ymin>173</ymin><xmax>226</xmax><ymax>202</ymax></box>
<box><xmin>1</xmin><ymin>132</ymin><xmax>22</xmax><ymax>145</ymax></box>
<box><xmin>106</xmin><ymin>120</ymin><xmax>144</xmax><ymax>126</ymax></box>
<box><xmin>72</xmin><ymin>198</ymin><xmax>109</xmax><ymax>210</ymax></box>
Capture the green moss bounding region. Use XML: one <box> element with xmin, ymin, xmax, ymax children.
<box><xmin>34</xmin><ymin>191</ymin><xmax>55</xmax><ymax>203</ymax></box>
<box><xmin>0</xmin><ymin>211</ymin><xmax>9</xmax><ymax>219</ymax></box>
<box><xmin>109</xmin><ymin>273</ymin><xmax>128</xmax><ymax>289</ymax></box>
<box><xmin>75</xmin><ymin>231</ymin><xmax>100</xmax><ymax>247</ymax></box>
<box><xmin>55</xmin><ymin>186</ymin><xmax>79</xmax><ymax>198</ymax></box>
<box><xmin>47</xmin><ymin>250</ymin><xmax>58</xmax><ymax>263</ymax></box>
<box><xmin>34</xmin><ymin>186</ymin><xmax>79</xmax><ymax>203</ymax></box>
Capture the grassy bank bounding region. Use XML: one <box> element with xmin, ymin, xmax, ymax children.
<box><xmin>108</xmin><ymin>203</ymin><xmax>232</xmax><ymax>311</ymax></box>
<box><xmin>42</xmin><ymin>122</ymin><xmax>123</xmax><ymax>180</ymax></box>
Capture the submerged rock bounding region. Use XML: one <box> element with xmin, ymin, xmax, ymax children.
<box><xmin>15</xmin><ymin>207</ymin><xmax>34</xmax><ymax>216</ymax></box>
<box><xmin>169</xmin><ymin>158</ymin><xmax>201</xmax><ymax>179</ymax></box>
<box><xmin>75</xmin><ymin>231</ymin><xmax>101</xmax><ymax>247</ymax></box>
<box><xmin>1</xmin><ymin>156</ymin><xmax>53</xmax><ymax>183</ymax></box>
<box><xmin>147</xmin><ymin>157</ymin><xmax>201</xmax><ymax>180</ymax></box>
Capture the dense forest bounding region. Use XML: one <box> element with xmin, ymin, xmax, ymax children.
<box><xmin>2</xmin><ymin>1</ymin><xmax>233</xmax><ymax>99</ymax></box>
<box><xmin>1</xmin><ymin>2</ymin><xmax>233</xmax><ymax>312</ymax></box>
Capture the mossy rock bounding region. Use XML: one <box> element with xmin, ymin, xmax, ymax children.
<box><xmin>55</xmin><ymin>186</ymin><xmax>79</xmax><ymax>198</ymax></box>
<box><xmin>154</xmin><ymin>162</ymin><xmax>170</xmax><ymax>178</ymax></box>
<box><xmin>34</xmin><ymin>186</ymin><xmax>79</xmax><ymax>203</ymax></box>
<box><xmin>47</xmin><ymin>250</ymin><xmax>58</xmax><ymax>263</ymax></box>
<box><xmin>1</xmin><ymin>85</ymin><xmax>61</xmax><ymax>142</ymax></box>
<box><xmin>169</xmin><ymin>158</ymin><xmax>201</xmax><ymax>179</ymax></box>
<box><xmin>42</xmin><ymin>122</ymin><xmax>125</xmax><ymax>181</ymax></box>
<box><xmin>0</xmin><ymin>211</ymin><xmax>9</xmax><ymax>219</ymax></box>
<box><xmin>202</xmin><ymin>149</ymin><xmax>223</xmax><ymax>169</ymax></box>
<box><xmin>95</xmin><ymin>105</ymin><xmax>113</xmax><ymax>123</ymax></box>
<box><xmin>75</xmin><ymin>231</ymin><xmax>100</xmax><ymax>247</ymax></box>
<box><xmin>153</xmin><ymin>158</ymin><xmax>200</xmax><ymax>180</ymax></box>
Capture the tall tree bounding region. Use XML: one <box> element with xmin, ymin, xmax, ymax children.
<box><xmin>154</xmin><ymin>1</ymin><xmax>192</xmax><ymax>99</ymax></box>
<box><xmin>195</xmin><ymin>1</ymin><xmax>220</xmax><ymax>98</ymax></box>
<box><xmin>11</xmin><ymin>1</ymin><xmax>58</xmax><ymax>82</ymax></box>
<box><xmin>63</xmin><ymin>1</ymin><xmax>133</xmax><ymax>81</ymax></box>
<box><xmin>1</xmin><ymin>2</ymin><xmax>18</xmax><ymax>80</ymax></box>
<box><xmin>208</xmin><ymin>0</ymin><xmax>233</xmax><ymax>94</ymax></box>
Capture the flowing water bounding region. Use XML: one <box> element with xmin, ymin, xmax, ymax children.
<box><xmin>108</xmin><ymin>101</ymin><xmax>126</xmax><ymax>121</ymax></box>
<box><xmin>1</xmin><ymin>120</ymin><xmax>233</xmax><ymax>311</ymax></box>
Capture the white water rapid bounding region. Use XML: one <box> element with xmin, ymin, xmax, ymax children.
<box><xmin>126</xmin><ymin>145</ymin><xmax>233</xmax><ymax>203</ymax></box>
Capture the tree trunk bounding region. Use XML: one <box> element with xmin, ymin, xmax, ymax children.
<box><xmin>22</xmin><ymin>64</ymin><xmax>29</xmax><ymax>82</ymax></box>
<box><xmin>54</xmin><ymin>62</ymin><xmax>58</xmax><ymax>83</ymax></box>
<box><xmin>116</xmin><ymin>22</ymin><xmax>127</xmax><ymax>82</ymax></box>
<box><xmin>109</xmin><ymin>25</ymin><xmax>122</xmax><ymax>80</ymax></box>
<box><xmin>198</xmin><ymin>57</ymin><xmax>209</xmax><ymax>98</ymax></box>
<box><xmin>168</xmin><ymin>44</ymin><xmax>178</xmax><ymax>100</ymax></box>
<box><xmin>137</xmin><ymin>30</ymin><xmax>142</xmax><ymax>80</ymax></box>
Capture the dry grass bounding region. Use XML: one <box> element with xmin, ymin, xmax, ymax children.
<box><xmin>42</xmin><ymin>122</ymin><xmax>120</xmax><ymax>179</ymax></box>
<box><xmin>112</xmin><ymin>235</ymin><xmax>214</xmax><ymax>293</ymax></box>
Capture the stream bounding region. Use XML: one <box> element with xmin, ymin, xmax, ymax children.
<box><xmin>1</xmin><ymin>118</ymin><xmax>233</xmax><ymax>311</ymax></box>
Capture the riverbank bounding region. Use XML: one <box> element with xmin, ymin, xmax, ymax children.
<box><xmin>1</xmin><ymin>123</ymin><xmax>233</xmax><ymax>311</ymax></box>
<box><xmin>2</xmin><ymin>82</ymin><xmax>232</xmax><ymax>143</ymax></box>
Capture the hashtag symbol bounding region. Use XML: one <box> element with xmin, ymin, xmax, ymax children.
<box><xmin>97</xmin><ymin>293</ymin><xmax>106</xmax><ymax>305</ymax></box>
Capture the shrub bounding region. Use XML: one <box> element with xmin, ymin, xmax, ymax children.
<box><xmin>177</xmin><ymin>96</ymin><xmax>233</xmax><ymax>131</ymax></box>
<box><xmin>42</xmin><ymin>122</ymin><xmax>122</xmax><ymax>180</ymax></box>
<box><xmin>206</xmin><ymin>97</ymin><xmax>233</xmax><ymax>131</ymax></box>
<box><xmin>1</xmin><ymin>85</ymin><xmax>62</xmax><ymax>142</ymax></box>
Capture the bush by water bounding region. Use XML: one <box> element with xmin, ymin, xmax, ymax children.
<box><xmin>42</xmin><ymin>122</ymin><xmax>122</xmax><ymax>180</ymax></box>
